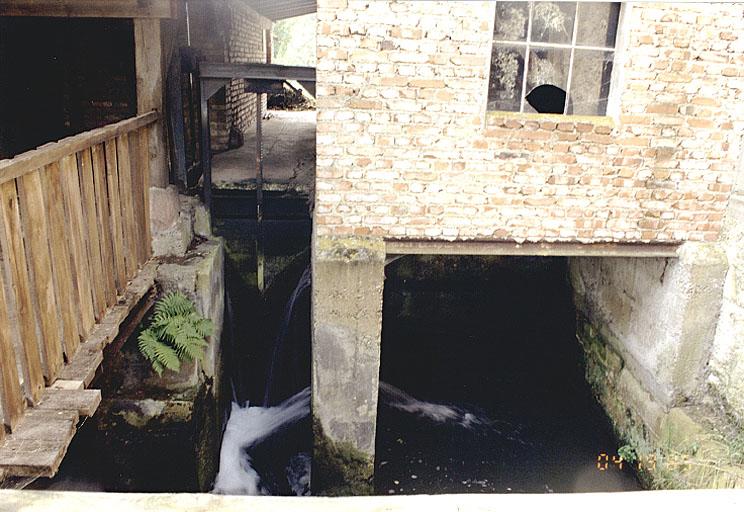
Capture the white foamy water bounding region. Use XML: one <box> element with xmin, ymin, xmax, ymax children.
<box><xmin>379</xmin><ymin>382</ymin><xmax>483</xmax><ymax>428</ymax></box>
<box><xmin>212</xmin><ymin>387</ymin><xmax>310</xmax><ymax>495</ymax></box>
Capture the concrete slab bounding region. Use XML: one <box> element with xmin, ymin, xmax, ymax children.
<box><xmin>0</xmin><ymin>490</ymin><xmax>743</xmax><ymax>512</ymax></box>
<box><xmin>211</xmin><ymin>110</ymin><xmax>315</xmax><ymax>195</ymax></box>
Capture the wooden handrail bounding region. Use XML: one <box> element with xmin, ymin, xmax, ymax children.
<box><xmin>0</xmin><ymin>111</ymin><xmax>158</xmax><ymax>185</ymax></box>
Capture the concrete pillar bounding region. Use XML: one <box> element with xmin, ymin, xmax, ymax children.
<box><xmin>311</xmin><ymin>235</ymin><xmax>385</xmax><ymax>496</ymax></box>
<box><xmin>570</xmin><ymin>242</ymin><xmax>728</xmax><ymax>407</ymax></box>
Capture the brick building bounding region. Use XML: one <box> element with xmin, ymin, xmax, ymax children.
<box><xmin>310</xmin><ymin>0</ymin><xmax>744</xmax><ymax>494</ymax></box>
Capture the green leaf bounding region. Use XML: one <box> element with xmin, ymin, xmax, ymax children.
<box><xmin>137</xmin><ymin>292</ymin><xmax>212</xmax><ymax>377</ymax></box>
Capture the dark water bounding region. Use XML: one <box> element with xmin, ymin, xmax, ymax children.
<box><xmin>375</xmin><ymin>256</ymin><xmax>642</xmax><ymax>494</ymax></box>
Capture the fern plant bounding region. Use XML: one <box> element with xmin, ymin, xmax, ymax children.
<box><xmin>138</xmin><ymin>292</ymin><xmax>214</xmax><ymax>376</ymax></box>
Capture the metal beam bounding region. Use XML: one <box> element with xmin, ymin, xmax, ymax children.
<box><xmin>0</xmin><ymin>0</ymin><xmax>177</xmax><ymax>18</ymax></box>
<box><xmin>199</xmin><ymin>62</ymin><xmax>315</xmax><ymax>82</ymax></box>
<box><xmin>385</xmin><ymin>241</ymin><xmax>681</xmax><ymax>258</ymax></box>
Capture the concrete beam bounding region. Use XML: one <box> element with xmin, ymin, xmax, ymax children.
<box><xmin>311</xmin><ymin>235</ymin><xmax>385</xmax><ymax>495</ymax></box>
<box><xmin>387</xmin><ymin>240</ymin><xmax>681</xmax><ymax>258</ymax></box>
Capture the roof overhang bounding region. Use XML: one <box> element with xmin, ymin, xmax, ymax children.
<box><xmin>243</xmin><ymin>0</ymin><xmax>316</xmax><ymax>21</ymax></box>
<box><xmin>0</xmin><ymin>0</ymin><xmax>177</xmax><ymax>18</ymax></box>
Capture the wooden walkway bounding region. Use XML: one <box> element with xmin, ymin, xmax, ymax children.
<box><xmin>0</xmin><ymin>113</ymin><xmax>158</xmax><ymax>479</ymax></box>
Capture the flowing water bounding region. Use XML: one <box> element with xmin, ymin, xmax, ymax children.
<box><xmin>211</xmin><ymin>255</ymin><xmax>641</xmax><ymax>496</ymax></box>
<box><xmin>376</xmin><ymin>256</ymin><xmax>641</xmax><ymax>494</ymax></box>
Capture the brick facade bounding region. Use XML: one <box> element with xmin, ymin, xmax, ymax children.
<box><xmin>314</xmin><ymin>1</ymin><xmax>744</xmax><ymax>244</ymax></box>
<box><xmin>189</xmin><ymin>0</ymin><xmax>271</xmax><ymax>151</ymax></box>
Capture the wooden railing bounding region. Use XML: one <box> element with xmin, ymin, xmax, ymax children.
<box><xmin>0</xmin><ymin>112</ymin><xmax>157</xmax><ymax>438</ymax></box>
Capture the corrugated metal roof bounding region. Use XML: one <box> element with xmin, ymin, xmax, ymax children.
<box><xmin>244</xmin><ymin>0</ymin><xmax>316</xmax><ymax>21</ymax></box>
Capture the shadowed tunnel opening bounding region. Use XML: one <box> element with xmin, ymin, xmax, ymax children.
<box><xmin>376</xmin><ymin>255</ymin><xmax>641</xmax><ymax>494</ymax></box>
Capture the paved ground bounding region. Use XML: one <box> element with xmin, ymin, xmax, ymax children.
<box><xmin>211</xmin><ymin>110</ymin><xmax>315</xmax><ymax>196</ymax></box>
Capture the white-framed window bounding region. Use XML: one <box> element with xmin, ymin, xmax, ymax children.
<box><xmin>487</xmin><ymin>1</ymin><xmax>621</xmax><ymax>116</ymax></box>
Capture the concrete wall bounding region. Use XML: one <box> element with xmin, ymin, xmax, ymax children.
<box><xmin>95</xmin><ymin>191</ymin><xmax>226</xmax><ymax>491</ymax></box>
<box><xmin>569</xmin><ymin>246</ymin><xmax>744</xmax><ymax>488</ymax></box>
<box><xmin>709</xmin><ymin>137</ymin><xmax>744</xmax><ymax>422</ymax></box>
<box><xmin>314</xmin><ymin>1</ymin><xmax>744</xmax><ymax>244</ymax></box>
<box><xmin>570</xmin><ymin>246</ymin><xmax>728</xmax><ymax>408</ymax></box>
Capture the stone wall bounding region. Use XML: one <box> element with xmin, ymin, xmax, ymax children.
<box><xmin>314</xmin><ymin>1</ymin><xmax>744</xmax><ymax>244</ymax></box>
<box><xmin>189</xmin><ymin>0</ymin><xmax>271</xmax><ymax>151</ymax></box>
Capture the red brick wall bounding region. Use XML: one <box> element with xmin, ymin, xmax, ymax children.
<box><xmin>314</xmin><ymin>1</ymin><xmax>744</xmax><ymax>244</ymax></box>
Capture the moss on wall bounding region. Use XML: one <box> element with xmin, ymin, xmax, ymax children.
<box><xmin>311</xmin><ymin>417</ymin><xmax>374</xmax><ymax>496</ymax></box>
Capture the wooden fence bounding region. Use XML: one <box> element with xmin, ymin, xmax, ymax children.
<box><xmin>0</xmin><ymin>112</ymin><xmax>157</xmax><ymax>438</ymax></box>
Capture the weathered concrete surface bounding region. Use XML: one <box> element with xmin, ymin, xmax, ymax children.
<box><xmin>709</xmin><ymin>156</ymin><xmax>744</xmax><ymax>421</ymax></box>
<box><xmin>86</xmin><ymin>197</ymin><xmax>226</xmax><ymax>492</ymax></box>
<box><xmin>311</xmin><ymin>235</ymin><xmax>385</xmax><ymax>495</ymax></box>
<box><xmin>1</xmin><ymin>489</ymin><xmax>743</xmax><ymax>512</ymax></box>
<box><xmin>211</xmin><ymin>110</ymin><xmax>315</xmax><ymax>195</ymax></box>
<box><xmin>570</xmin><ymin>244</ymin><xmax>727</xmax><ymax>407</ymax></box>
<box><xmin>576</xmin><ymin>315</ymin><xmax>744</xmax><ymax>489</ymax></box>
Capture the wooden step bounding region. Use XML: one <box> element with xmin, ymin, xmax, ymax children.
<box><xmin>0</xmin><ymin>262</ymin><xmax>157</xmax><ymax>479</ymax></box>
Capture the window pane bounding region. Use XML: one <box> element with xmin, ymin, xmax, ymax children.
<box><xmin>531</xmin><ymin>2</ymin><xmax>575</xmax><ymax>45</ymax></box>
<box><xmin>488</xmin><ymin>43</ymin><xmax>526</xmax><ymax>112</ymax></box>
<box><xmin>494</xmin><ymin>1</ymin><xmax>529</xmax><ymax>41</ymax></box>
<box><xmin>567</xmin><ymin>50</ymin><xmax>614</xmax><ymax>115</ymax></box>
<box><xmin>525</xmin><ymin>46</ymin><xmax>570</xmax><ymax>113</ymax></box>
<box><xmin>576</xmin><ymin>2</ymin><xmax>620</xmax><ymax>48</ymax></box>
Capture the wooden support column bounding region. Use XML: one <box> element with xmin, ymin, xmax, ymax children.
<box><xmin>134</xmin><ymin>18</ymin><xmax>168</xmax><ymax>188</ymax></box>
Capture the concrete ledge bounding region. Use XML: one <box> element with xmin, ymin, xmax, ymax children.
<box><xmin>386</xmin><ymin>241</ymin><xmax>681</xmax><ymax>258</ymax></box>
<box><xmin>0</xmin><ymin>490</ymin><xmax>743</xmax><ymax>512</ymax></box>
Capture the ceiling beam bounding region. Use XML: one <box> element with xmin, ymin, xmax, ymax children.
<box><xmin>0</xmin><ymin>0</ymin><xmax>177</xmax><ymax>18</ymax></box>
<box><xmin>200</xmin><ymin>62</ymin><xmax>316</xmax><ymax>82</ymax></box>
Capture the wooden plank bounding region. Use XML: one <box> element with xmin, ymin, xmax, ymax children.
<box><xmin>385</xmin><ymin>241</ymin><xmax>683</xmax><ymax>258</ymax></box>
<box><xmin>0</xmin><ymin>409</ymin><xmax>78</xmax><ymax>478</ymax></box>
<box><xmin>0</xmin><ymin>0</ymin><xmax>176</xmax><ymax>18</ymax></box>
<box><xmin>0</xmin><ymin>181</ymin><xmax>44</xmax><ymax>404</ymax></box>
<box><xmin>37</xmin><ymin>389</ymin><xmax>101</xmax><ymax>417</ymax></box>
<box><xmin>135</xmin><ymin>18</ymin><xmax>168</xmax><ymax>188</ymax></box>
<box><xmin>78</xmin><ymin>149</ymin><xmax>106</xmax><ymax>319</ymax></box>
<box><xmin>49</xmin><ymin>380</ymin><xmax>84</xmax><ymax>391</ymax></box>
<box><xmin>91</xmin><ymin>144</ymin><xmax>118</xmax><ymax>308</ymax></box>
<box><xmin>104</xmin><ymin>140</ymin><xmax>128</xmax><ymax>292</ymax></box>
<box><xmin>0</xmin><ymin>247</ymin><xmax>24</xmax><ymax>431</ymax></box>
<box><xmin>0</xmin><ymin>112</ymin><xmax>158</xmax><ymax>186</ymax></box>
<box><xmin>43</xmin><ymin>162</ymin><xmax>82</xmax><ymax>358</ymax></box>
<box><xmin>58</xmin><ymin>347</ymin><xmax>103</xmax><ymax>388</ymax></box>
<box><xmin>59</xmin><ymin>155</ymin><xmax>96</xmax><ymax>338</ymax></box>
<box><xmin>127</xmin><ymin>132</ymin><xmax>146</xmax><ymax>265</ymax></box>
<box><xmin>116</xmin><ymin>135</ymin><xmax>140</xmax><ymax>278</ymax></box>
<box><xmin>139</xmin><ymin>129</ymin><xmax>153</xmax><ymax>260</ymax></box>
<box><xmin>17</xmin><ymin>171</ymin><xmax>63</xmax><ymax>384</ymax></box>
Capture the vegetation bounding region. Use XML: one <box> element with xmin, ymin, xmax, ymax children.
<box><xmin>138</xmin><ymin>292</ymin><xmax>214</xmax><ymax>376</ymax></box>
<box><xmin>272</xmin><ymin>13</ymin><xmax>316</xmax><ymax>67</ymax></box>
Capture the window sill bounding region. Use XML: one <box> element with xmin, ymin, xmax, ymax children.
<box><xmin>485</xmin><ymin>110</ymin><xmax>615</xmax><ymax>129</ymax></box>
